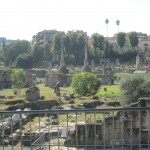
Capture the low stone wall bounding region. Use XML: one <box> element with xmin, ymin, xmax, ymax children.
<box><xmin>65</xmin><ymin>98</ymin><xmax>150</xmax><ymax>147</ymax></box>
<box><xmin>34</xmin><ymin>100</ymin><xmax>60</xmax><ymax>109</ymax></box>
<box><xmin>6</xmin><ymin>99</ymin><xmax>60</xmax><ymax>110</ymax></box>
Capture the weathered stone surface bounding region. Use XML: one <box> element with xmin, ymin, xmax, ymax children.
<box><xmin>25</xmin><ymin>87</ymin><xmax>40</xmax><ymax>101</ymax></box>
<box><xmin>65</xmin><ymin>98</ymin><xmax>150</xmax><ymax>147</ymax></box>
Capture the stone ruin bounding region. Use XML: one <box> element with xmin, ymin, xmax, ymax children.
<box><xmin>25</xmin><ymin>73</ymin><xmax>36</xmax><ymax>87</ymax></box>
<box><xmin>25</xmin><ymin>87</ymin><xmax>40</xmax><ymax>101</ymax></box>
<box><xmin>45</xmin><ymin>73</ymin><xmax>72</xmax><ymax>87</ymax></box>
<box><xmin>65</xmin><ymin>98</ymin><xmax>150</xmax><ymax>148</ymax></box>
<box><xmin>0</xmin><ymin>70</ymin><xmax>11</xmax><ymax>89</ymax></box>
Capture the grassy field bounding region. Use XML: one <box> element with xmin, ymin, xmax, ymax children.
<box><xmin>0</xmin><ymin>84</ymin><xmax>121</xmax><ymax>110</ymax></box>
<box><xmin>0</xmin><ymin>84</ymin><xmax>121</xmax><ymax>132</ymax></box>
<box><xmin>96</xmin><ymin>84</ymin><xmax>121</xmax><ymax>98</ymax></box>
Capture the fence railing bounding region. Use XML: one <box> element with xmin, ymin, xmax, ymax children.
<box><xmin>0</xmin><ymin>107</ymin><xmax>150</xmax><ymax>150</ymax></box>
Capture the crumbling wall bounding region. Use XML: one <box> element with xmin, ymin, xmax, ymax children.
<box><xmin>65</xmin><ymin>98</ymin><xmax>150</xmax><ymax>148</ymax></box>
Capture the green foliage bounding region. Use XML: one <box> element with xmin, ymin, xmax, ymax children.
<box><xmin>11</xmin><ymin>68</ymin><xmax>26</xmax><ymax>89</ymax></box>
<box><xmin>64</xmin><ymin>34</ymin><xmax>71</xmax><ymax>54</ymax></box>
<box><xmin>71</xmin><ymin>72</ymin><xmax>101</xmax><ymax>96</ymax></box>
<box><xmin>65</xmin><ymin>54</ymin><xmax>76</xmax><ymax>66</ymax></box>
<box><xmin>91</xmin><ymin>33</ymin><xmax>105</xmax><ymax>50</ymax></box>
<box><xmin>120</xmin><ymin>75</ymin><xmax>150</xmax><ymax>105</ymax></box>
<box><xmin>65</xmin><ymin>32</ymin><xmax>85</xmax><ymax>66</ymax></box>
<box><xmin>128</xmin><ymin>32</ymin><xmax>139</xmax><ymax>48</ymax></box>
<box><xmin>15</xmin><ymin>53</ymin><xmax>33</xmax><ymax>69</ymax></box>
<box><xmin>5</xmin><ymin>40</ymin><xmax>31</xmax><ymax>66</ymax></box>
<box><xmin>59</xmin><ymin>66</ymin><xmax>69</xmax><ymax>74</ymax></box>
<box><xmin>42</xmin><ymin>42</ymin><xmax>52</xmax><ymax>62</ymax></box>
<box><xmin>51</xmin><ymin>32</ymin><xmax>63</xmax><ymax>64</ymax></box>
<box><xmin>116</xmin><ymin>32</ymin><xmax>126</xmax><ymax>49</ymax></box>
<box><xmin>32</xmin><ymin>45</ymin><xmax>44</xmax><ymax>67</ymax></box>
<box><xmin>118</xmin><ymin>50</ymin><xmax>137</xmax><ymax>63</ymax></box>
<box><xmin>91</xmin><ymin>33</ymin><xmax>105</xmax><ymax>64</ymax></box>
<box><xmin>96</xmin><ymin>85</ymin><xmax>121</xmax><ymax>98</ymax></box>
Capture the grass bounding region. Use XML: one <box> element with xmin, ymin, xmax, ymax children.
<box><xmin>36</xmin><ymin>84</ymin><xmax>56</xmax><ymax>100</ymax></box>
<box><xmin>0</xmin><ymin>84</ymin><xmax>122</xmax><ymax>132</ymax></box>
<box><xmin>115</xmin><ymin>72</ymin><xmax>130</xmax><ymax>77</ymax></box>
<box><xmin>37</xmin><ymin>84</ymin><xmax>74</xmax><ymax>100</ymax></box>
<box><xmin>96</xmin><ymin>85</ymin><xmax>121</xmax><ymax>98</ymax></box>
<box><xmin>0</xmin><ymin>84</ymin><xmax>121</xmax><ymax>110</ymax></box>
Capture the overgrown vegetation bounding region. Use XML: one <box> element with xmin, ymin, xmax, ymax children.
<box><xmin>11</xmin><ymin>68</ymin><xmax>26</xmax><ymax>96</ymax></box>
<box><xmin>120</xmin><ymin>75</ymin><xmax>150</xmax><ymax>105</ymax></box>
<box><xmin>71</xmin><ymin>72</ymin><xmax>101</xmax><ymax>96</ymax></box>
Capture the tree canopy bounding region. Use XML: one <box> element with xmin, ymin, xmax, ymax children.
<box><xmin>120</xmin><ymin>75</ymin><xmax>150</xmax><ymax>105</ymax></box>
<box><xmin>91</xmin><ymin>33</ymin><xmax>105</xmax><ymax>64</ymax></box>
<box><xmin>128</xmin><ymin>32</ymin><xmax>139</xmax><ymax>48</ymax></box>
<box><xmin>15</xmin><ymin>53</ymin><xmax>33</xmax><ymax>69</ymax></box>
<box><xmin>71</xmin><ymin>72</ymin><xmax>101</xmax><ymax>96</ymax></box>
<box><xmin>11</xmin><ymin>68</ymin><xmax>26</xmax><ymax>89</ymax></box>
<box><xmin>116</xmin><ymin>32</ymin><xmax>126</xmax><ymax>50</ymax></box>
<box><xmin>32</xmin><ymin>45</ymin><xmax>44</xmax><ymax>67</ymax></box>
<box><xmin>5</xmin><ymin>40</ymin><xmax>31</xmax><ymax>66</ymax></box>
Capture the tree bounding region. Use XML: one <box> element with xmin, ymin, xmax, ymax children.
<box><xmin>116</xmin><ymin>20</ymin><xmax>120</xmax><ymax>32</ymax></box>
<box><xmin>128</xmin><ymin>32</ymin><xmax>139</xmax><ymax>49</ymax></box>
<box><xmin>15</xmin><ymin>53</ymin><xmax>33</xmax><ymax>69</ymax></box>
<box><xmin>119</xmin><ymin>50</ymin><xmax>136</xmax><ymax>63</ymax></box>
<box><xmin>32</xmin><ymin>45</ymin><xmax>44</xmax><ymax>67</ymax></box>
<box><xmin>105</xmin><ymin>19</ymin><xmax>109</xmax><ymax>38</ymax></box>
<box><xmin>63</xmin><ymin>34</ymin><xmax>75</xmax><ymax>65</ymax></box>
<box><xmin>63</xmin><ymin>32</ymin><xmax>86</xmax><ymax>66</ymax></box>
<box><xmin>64</xmin><ymin>33</ymin><xmax>71</xmax><ymax>55</ymax></box>
<box><xmin>120</xmin><ymin>75</ymin><xmax>150</xmax><ymax>105</ymax></box>
<box><xmin>52</xmin><ymin>32</ymin><xmax>62</xmax><ymax>65</ymax></box>
<box><xmin>116</xmin><ymin>32</ymin><xmax>126</xmax><ymax>50</ymax></box>
<box><xmin>76</xmin><ymin>33</ymin><xmax>86</xmax><ymax>64</ymax></box>
<box><xmin>5</xmin><ymin>40</ymin><xmax>31</xmax><ymax>66</ymax></box>
<box><xmin>91</xmin><ymin>33</ymin><xmax>105</xmax><ymax>64</ymax></box>
<box><xmin>104</xmin><ymin>40</ymin><xmax>109</xmax><ymax>59</ymax></box>
<box><xmin>42</xmin><ymin>42</ymin><xmax>52</xmax><ymax>64</ymax></box>
<box><xmin>71</xmin><ymin>72</ymin><xmax>101</xmax><ymax>96</ymax></box>
<box><xmin>11</xmin><ymin>68</ymin><xmax>26</xmax><ymax>95</ymax></box>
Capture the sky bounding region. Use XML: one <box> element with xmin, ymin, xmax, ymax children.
<box><xmin>0</xmin><ymin>0</ymin><xmax>150</xmax><ymax>41</ymax></box>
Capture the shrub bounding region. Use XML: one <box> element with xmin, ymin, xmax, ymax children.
<box><xmin>120</xmin><ymin>75</ymin><xmax>150</xmax><ymax>105</ymax></box>
<box><xmin>71</xmin><ymin>72</ymin><xmax>101</xmax><ymax>96</ymax></box>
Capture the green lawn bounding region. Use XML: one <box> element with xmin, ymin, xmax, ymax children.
<box><xmin>0</xmin><ymin>84</ymin><xmax>121</xmax><ymax>111</ymax></box>
<box><xmin>96</xmin><ymin>85</ymin><xmax>121</xmax><ymax>98</ymax></box>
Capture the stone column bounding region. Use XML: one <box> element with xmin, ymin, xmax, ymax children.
<box><xmin>48</xmin><ymin>62</ymin><xmax>53</xmax><ymax>87</ymax></box>
<box><xmin>136</xmin><ymin>54</ymin><xmax>140</xmax><ymax>70</ymax></box>
<box><xmin>83</xmin><ymin>34</ymin><xmax>91</xmax><ymax>72</ymax></box>
<box><xmin>84</xmin><ymin>35</ymin><xmax>89</xmax><ymax>67</ymax></box>
<box><xmin>60</xmin><ymin>36</ymin><xmax>65</xmax><ymax>68</ymax></box>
